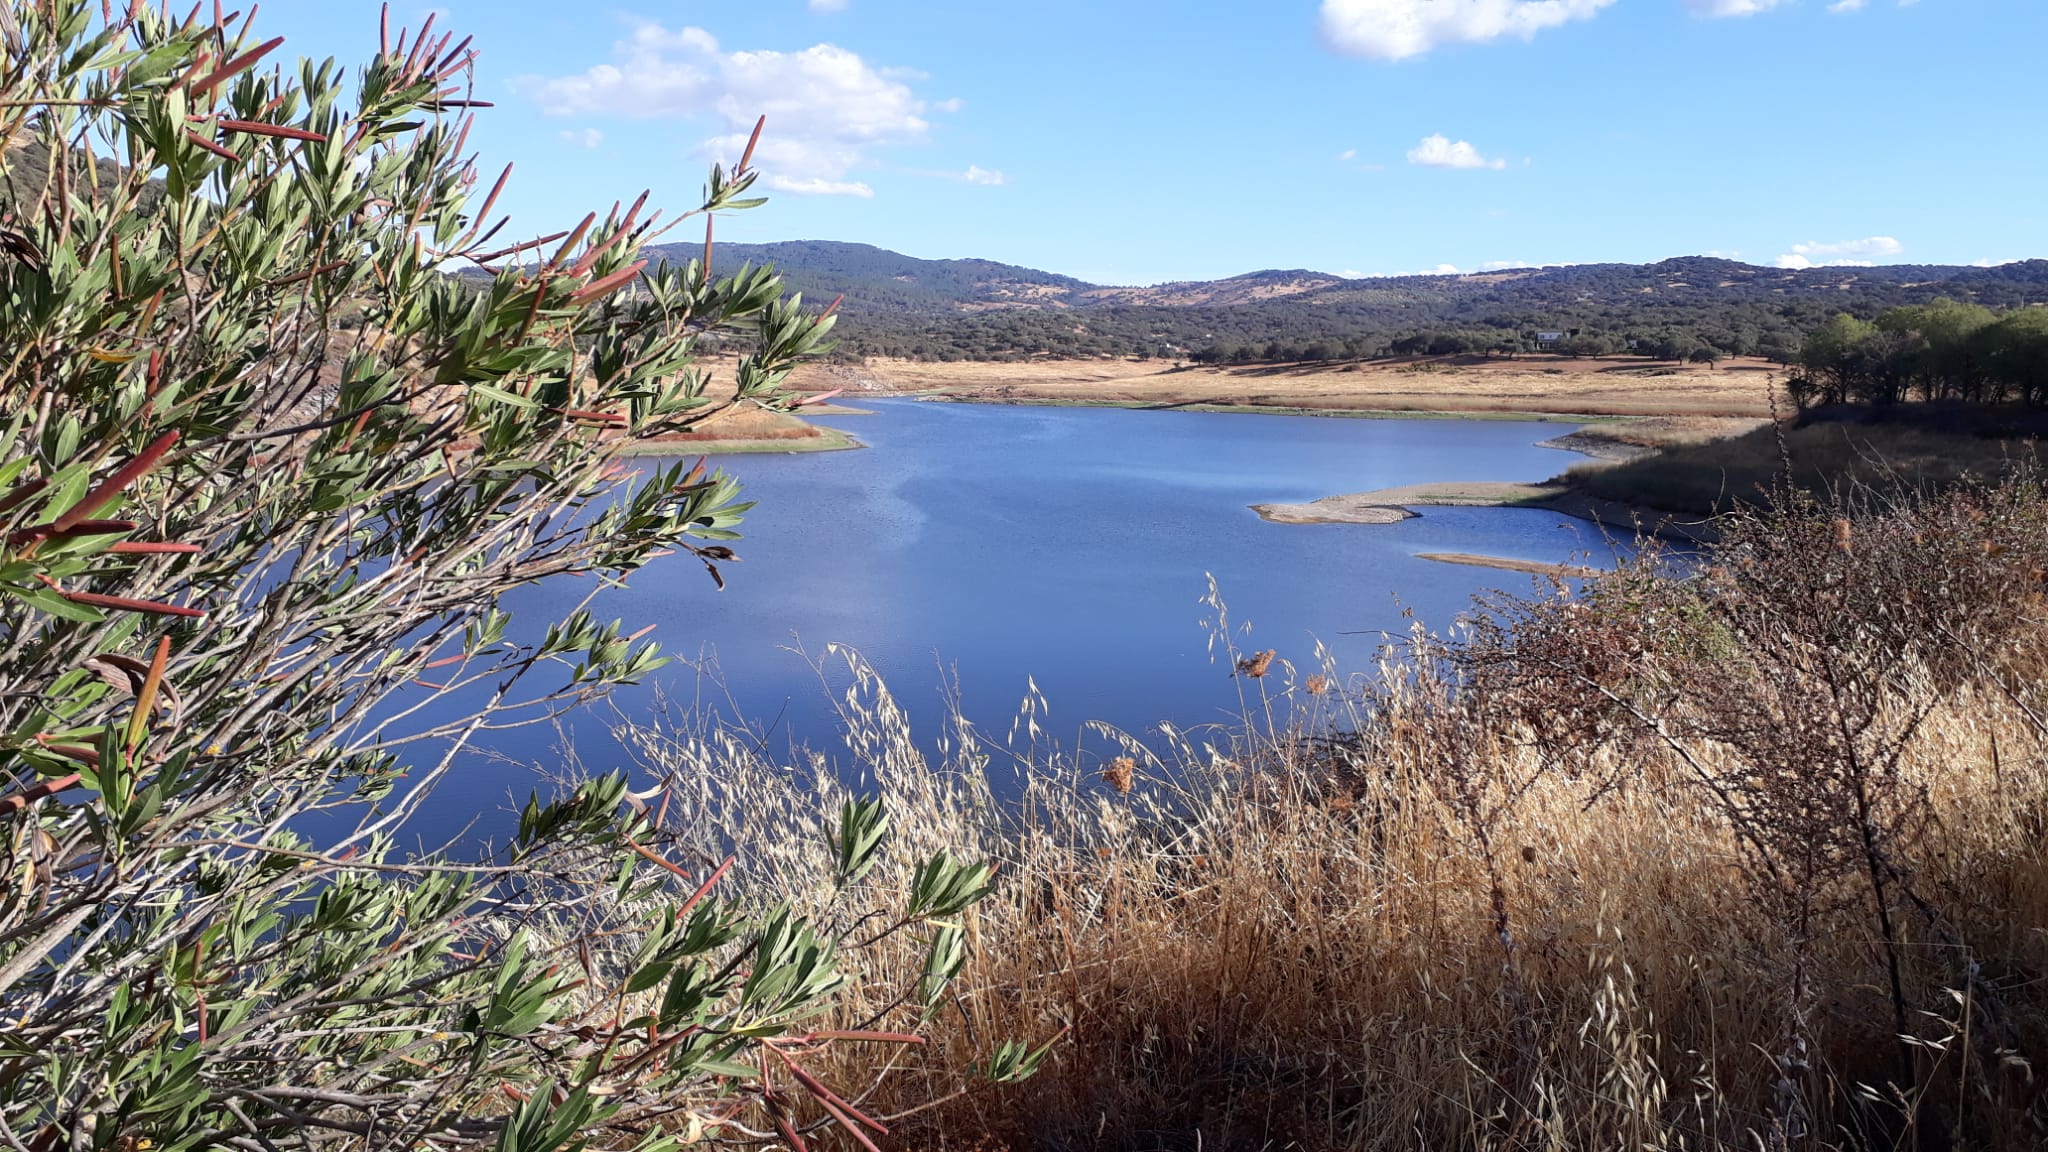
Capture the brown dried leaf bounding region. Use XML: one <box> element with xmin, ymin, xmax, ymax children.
<box><xmin>0</xmin><ymin>227</ymin><xmax>44</xmax><ymax>271</ymax></box>
<box><xmin>80</xmin><ymin>653</ymin><xmax>183</xmax><ymax>728</ymax></box>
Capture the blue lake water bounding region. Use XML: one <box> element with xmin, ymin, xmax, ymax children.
<box><xmin>422</xmin><ymin>398</ymin><xmax>1626</xmax><ymax>823</ymax></box>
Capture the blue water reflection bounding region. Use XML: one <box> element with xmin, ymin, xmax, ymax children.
<box><xmin>413</xmin><ymin>399</ymin><xmax>1628</xmax><ymax>830</ymax></box>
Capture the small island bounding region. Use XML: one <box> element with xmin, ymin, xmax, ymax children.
<box><xmin>1251</xmin><ymin>481</ymin><xmax>1561</xmax><ymax>524</ymax></box>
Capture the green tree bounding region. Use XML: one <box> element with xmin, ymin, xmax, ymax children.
<box><xmin>0</xmin><ymin>6</ymin><xmax>1023</xmax><ymax>1149</ymax></box>
<box><xmin>1974</xmin><ymin>308</ymin><xmax>2048</xmax><ymax>406</ymax></box>
<box><xmin>1757</xmin><ymin>329</ymin><xmax>1801</xmax><ymax>366</ymax></box>
<box><xmin>1638</xmin><ymin>332</ymin><xmax>1688</xmax><ymax>363</ymax></box>
<box><xmin>1797</xmin><ymin>313</ymin><xmax>1880</xmax><ymax>407</ymax></box>
<box><xmin>1878</xmin><ymin>297</ymin><xmax>1995</xmax><ymax>401</ymax></box>
<box><xmin>1556</xmin><ymin>331</ymin><xmax>1619</xmax><ymax>358</ymax></box>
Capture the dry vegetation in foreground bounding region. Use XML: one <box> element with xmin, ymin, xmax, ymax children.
<box><xmin>792</xmin><ymin>355</ymin><xmax>1783</xmax><ymax>418</ymax></box>
<box><xmin>1570</xmin><ymin>417</ymin><xmax>2048</xmax><ymax>516</ymax></box>
<box><xmin>591</xmin><ymin>481</ymin><xmax>2048</xmax><ymax>1151</ymax></box>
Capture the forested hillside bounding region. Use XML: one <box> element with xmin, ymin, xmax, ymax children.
<box><xmin>665</xmin><ymin>240</ymin><xmax>2048</xmax><ymax>364</ymax></box>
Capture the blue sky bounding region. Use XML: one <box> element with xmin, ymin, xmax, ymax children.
<box><xmin>252</xmin><ymin>1</ymin><xmax>2039</xmax><ymax>285</ymax></box>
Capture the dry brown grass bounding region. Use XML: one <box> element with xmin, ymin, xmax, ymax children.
<box><xmin>1564</xmin><ymin>415</ymin><xmax>1771</xmax><ymax>452</ymax></box>
<box><xmin>606</xmin><ymin>489</ymin><xmax>2048</xmax><ymax>1151</ymax></box>
<box><xmin>792</xmin><ymin>356</ymin><xmax>1786</xmax><ymax>419</ymax></box>
<box><xmin>1571</xmin><ymin>419</ymin><xmax>2048</xmax><ymax>515</ymax></box>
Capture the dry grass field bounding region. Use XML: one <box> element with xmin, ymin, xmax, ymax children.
<box><xmin>1551</xmin><ymin>414</ymin><xmax>1773</xmax><ymax>453</ymax></box>
<box><xmin>793</xmin><ymin>354</ymin><xmax>1785</xmax><ymax>419</ymax></box>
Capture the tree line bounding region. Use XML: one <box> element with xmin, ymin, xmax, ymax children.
<box><xmin>1791</xmin><ymin>298</ymin><xmax>2048</xmax><ymax>408</ymax></box>
<box><xmin>1186</xmin><ymin>324</ymin><xmax>1802</xmax><ymax>366</ymax></box>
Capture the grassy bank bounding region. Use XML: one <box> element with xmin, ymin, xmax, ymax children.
<box><xmin>1541</xmin><ymin>414</ymin><xmax>1771</xmax><ymax>459</ymax></box>
<box><xmin>599</xmin><ymin>484</ymin><xmax>2048</xmax><ymax>1151</ymax></box>
<box><xmin>1568</xmin><ymin>412</ymin><xmax>2048</xmax><ymax>515</ymax></box>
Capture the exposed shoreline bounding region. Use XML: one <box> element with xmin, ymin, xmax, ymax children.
<box><xmin>1533</xmin><ymin>431</ymin><xmax>1656</xmax><ymax>461</ymax></box>
<box><xmin>1252</xmin><ymin>482</ymin><xmax>1560</xmax><ymax>525</ymax></box>
<box><xmin>917</xmin><ymin>392</ymin><xmax>1612</xmax><ymax>425</ymax></box>
<box><xmin>793</xmin><ymin>353</ymin><xmax>1781</xmax><ymax>421</ymax></box>
<box><xmin>609</xmin><ymin>422</ymin><xmax>865</xmax><ymax>457</ymax></box>
<box><xmin>1251</xmin><ymin>480</ymin><xmax>1719</xmax><ymax>545</ymax></box>
<box><xmin>1417</xmin><ymin>552</ymin><xmax>1607</xmax><ymax>579</ymax></box>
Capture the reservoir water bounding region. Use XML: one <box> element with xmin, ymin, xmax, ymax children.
<box><xmin>428</xmin><ymin>398</ymin><xmax>1624</xmax><ymax>820</ymax></box>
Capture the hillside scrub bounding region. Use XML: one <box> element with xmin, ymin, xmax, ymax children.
<box><xmin>619</xmin><ymin>479</ymin><xmax>2048</xmax><ymax>1150</ymax></box>
<box><xmin>698</xmin><ymin>240</ymin><xmax>2048</xmax><ymax>368</ymax></box>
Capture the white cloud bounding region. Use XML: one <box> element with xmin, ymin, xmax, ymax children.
<box><xmin>1337</xmin><ymin>148</ymin><xmax>1358</xmax><ymax>161</ymax></box>
<box><xmin>961</xmin><ymin>165</ymin><xmax>1006</xmax><ymax>186</ymax></box>
<box><xmin>558</xmin><ymin>128</ymin><xmax>603</xmax><ymax>149</ymax></box>
<box><xmin>1406</xmin><ymin>133</ymin><xmax>1506</xmax><ymax>170</ymax></box>
<box><xmin>524</xmin><ymin>23</ymin><xmax>930</xmax><ymax>198</ymax></box>
<box><xmin>1826</xmin><ymin>0</ymin><xmax>1867</xmax><ymax>12</ymax></box>
<box><xmin>1974</xmin><ymin>257</ymin><xmax>2019</xmax><ymax>268</ymax></box>
<box><xmin>1774</xmin><ymin>236</ymin><xmax>1904</xmax><ymax>269</ymax></box>
<box><xmin>1320</xmin><ymin>0</ymin><xmax>1614</xmax><ymax>61</ymax></box>
<box><xmin>933</xmin><ymin>97</ymin><xmax>965</xmax><ymax>113</ymax></box>
<box><xmin>808</xmin><ymin>0</ymin><xmax>848</xmax><ymax>10</ymax></box>
<box><xmin>1687</xmin><ymin>0</ymin><xmax>1790</xmax><ymax>15</ymax></box>
<box><xmin>1480</xmin><ymin>259</ymin><xmax>1529</xmax><ymax>270</ymax></box>
<box><xmin>771</xmin><ymin>177</ymin><xmax>873</xmax><ymax>197</ymax></box>
<box><xmin>1365</xmin><ymin>263</ymin><xmax>1467</xmax><ymax>277</ymax></box>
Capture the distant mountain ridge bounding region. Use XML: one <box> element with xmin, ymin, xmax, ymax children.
<box><xmin>676</xmin><ymin>240</ymin><xmax>1088</xmax><ymax>314</ymax></box>
<box><xmin>669</xmin><ymin>240</ymin><xmax>2048</xmax><ymax>314</ymax></box>
<box><xmin>645</xmin><ymin>240</ymin><xmax>2048</xmax><ymax>361</ymax></box>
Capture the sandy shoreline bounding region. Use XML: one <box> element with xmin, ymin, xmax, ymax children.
<box><xmin>1417</xmin><ymin>552</ymin><xmax>1607</xmax><ymax>579</ymax></box>
<box><xmin>793</xmin><ymin>353</ymin><xmax>1782</xmax><ymax>420</ymax></box>
<box><xmin>1251</xmin><ymin>481</ymin><xmax>1718</xmax><ymax>545</ymax></box>
<box><xmin>1533</xmin><ymin>431</ymin><xmax>1655</xmax><ymax>461</ymax></box>
<box><xmin>1251</xmin><ymin>482</ymin><xmax>1560</xmax><ymax>525</ymax></box>
<box><xmin>920</xmin><ymin>393</ymin><xmax>1606</xmax><ymax>424</ymax></box>
<box><xmin>609</xmin><ymin>424</ymin><xmax>864</xmax><ymax>456</ymax></box>
<box><xmin>612</xmin><ymin>399</ymin><xmax>868</xmax><ymax>456</ymax></box>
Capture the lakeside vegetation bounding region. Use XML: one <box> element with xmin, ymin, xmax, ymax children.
<box><xmin>1548</xmin><ymin>304</ymin><xmax>2048</xmax><ymax>517</ymax></box>
<box><xmin>8</xmin><ymin>6</ymin><xmax>2048</xmax><ymax>1152</ymax></box>
<box><xmin>623</xmin><ymin>485</ymin><xmax>2048</xmax><ymax>1151</ymax></box>
<box><xmin>1569</xmin><ymin>415</ymin><xmax>2048</xmax><ymax>516</ymax></box>
<box><xmin>1791</xmin><ymin>298</ymin><xmax>2048</xmax><ymax>409</ymax></box>
<box><xmin>0</xmin><ymin>8</ymin><xmax>1008</xmax><ymax>1150</ymax></box>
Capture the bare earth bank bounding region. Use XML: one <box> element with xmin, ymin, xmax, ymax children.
<box><xmin>793</xmin><ymin>354</ymin><xmax>1784</xmax><ymax>420</ymax></box>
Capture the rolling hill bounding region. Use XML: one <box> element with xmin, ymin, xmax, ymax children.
<box><xmin>665</xmin><ymin>240</ymin><xmax>2048</xmax><ymax>364</ymax></box>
